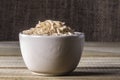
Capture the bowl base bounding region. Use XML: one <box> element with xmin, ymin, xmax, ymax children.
<box><xmin>31</xmin><ymin>71</ymin><xmax>71</xmax><ymax>76</ymax></box>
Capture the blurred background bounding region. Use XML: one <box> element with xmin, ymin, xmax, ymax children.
<box><xmin>0</xmin><ymin>0</ymin><xmax>120</xmax><ymax>42</ymax></box>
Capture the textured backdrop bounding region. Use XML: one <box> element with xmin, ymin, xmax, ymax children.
<box><xmin>0</xmin><ymin>0</ymin><xmax>120</xmax><ymax>41</ymax></box>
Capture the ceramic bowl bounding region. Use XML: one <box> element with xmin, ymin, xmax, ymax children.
<box><xmin>19</xmin><ymin>32</ymin><xmax>84</xmax><ymax>76</ymax></box>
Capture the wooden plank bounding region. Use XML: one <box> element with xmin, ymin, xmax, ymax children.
<box><xmin>0</xmin><ymin>56</ymin><xmax>120</xmax><ymax>68</ymax></box>
<box><xmin>0</xmin><ymin>42</ymin><xmax>120</xmax><ymax>79</ymax></box>
<box><xmin>0</xmin><ymin>77</ymin><xmax>120</xmax><ymax>80</ymax></box>
<box><xmin>0</xmin><ymin>68</ymin><xmax>119</xmax><ymax>76</ymax></box>
<box><xmin>0</xmin><ymin>68</ymin><xmax>119</xmax><ymax>80</ymax></box>
<box><xmin>0</xmin><ymin>42</ymin><xmax>21</xmax><ymax>56</ymax></box>
<box><xmin>82</xmin><ymin>51</ymin><xmax>120</xmax><ymax>57</ymax></box>
<box><xmin>0</xmin><ymin>56</ymin><xmax>119</xmax><ymax>79</ymax></box>
<box><xmin>0</xmin><ymin>67</ymin><xmax>119</xmax><ymax>77</ymax></box>
<box><xmin>0</xmin><ymin>42</ymin><xmax>120</xmax><ymax>57</ymax></box>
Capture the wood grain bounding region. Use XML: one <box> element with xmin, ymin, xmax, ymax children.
<box><xmin>0</xmin><ymin>56</ymin><xmax>120</xmax><ymax>79</ymax></box>
<box><xmin>0</xmin><ymin>41</ymin><xmax>120</xmax><ymax>57</ymax></box>
<box><xmin>0</xmin><ymin>42</ymin><xmax>120</xmax><ymax>79</ymax></box>
<box><xmin>0</xmin><ymin>0</ymin><xmax>120</xmax><ymax>41</ymax></box>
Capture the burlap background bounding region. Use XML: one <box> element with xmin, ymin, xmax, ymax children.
<box><xmin>0</xmin><ymin>0</ymin><xmax>120</xmax><ymax>41</ymax></box>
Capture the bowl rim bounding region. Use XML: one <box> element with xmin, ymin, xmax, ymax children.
<box><xmin>19</xmin><ymin>32</ymin><xmax>84</xmax><ymax>38</ymax></box>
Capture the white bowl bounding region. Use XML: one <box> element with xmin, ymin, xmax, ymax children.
<box><xmin>19</xmin><ymin>32</ymin><xmax>85</xmax><ymax>76</ymax></box>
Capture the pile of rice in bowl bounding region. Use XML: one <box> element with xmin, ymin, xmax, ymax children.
<box><xmin>22</xmin><ymin>20</ymin><xmax>74</xmax><ymax>36</ymax></box>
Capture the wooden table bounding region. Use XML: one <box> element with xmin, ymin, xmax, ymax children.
<box><xmin>0</xmin><ymin>42</ymin><xmax>120</xmax><ymax>80</ymax></box>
